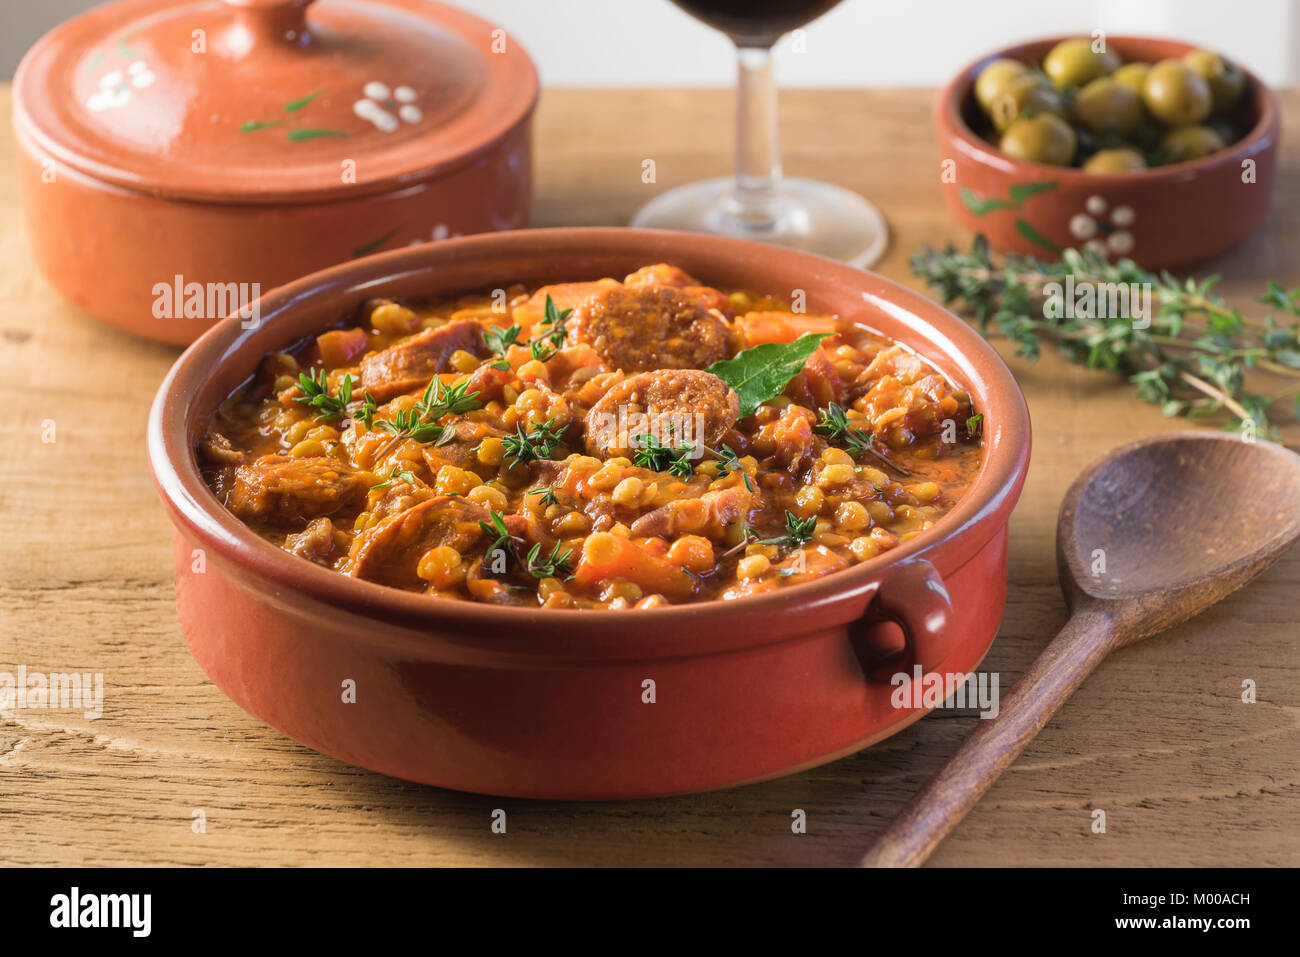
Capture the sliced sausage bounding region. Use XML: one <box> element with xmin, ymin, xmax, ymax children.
<box><xmin>225</xmin><ymin>455</ymin><xmax>368</xmax><ymax>525</ymax></box>
<box><xmin>566</xmin><ymin>285</ymin><xmax>730</xmax><ymax>373</ymax></box>
<box><xmin>345</xmin><ymin>495</ymin><xmax>488</xmax><ymax>588</ymax></box>
<box><xmin>623</xmin><ymin>264</ymin><xmax>733</xmax><ymax>316</ymax></box>
<box><xmin>359</xmin><ymin>320</ymin><xmax>487</xmax><ymax>402</ymax></box>
<box><xmin>583</xmin><ymin>369</ymin><xmax>739</xmax><ymax>458</ymax></box>
<box><xmin>629</xmin><ymin>485</ymin><xmax>754</xmax><ymax>540</ymax></box>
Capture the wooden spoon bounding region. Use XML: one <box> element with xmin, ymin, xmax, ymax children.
<box><xmin>860</xmin><ymin>432</ymin><xmax>1300</xmax><ymax>868</ymax></box>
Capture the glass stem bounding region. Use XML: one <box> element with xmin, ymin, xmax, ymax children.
<box><xmin>732</xmin><ymin>44</ymin><xmax>782</xmax><ymax>230</ymax></box>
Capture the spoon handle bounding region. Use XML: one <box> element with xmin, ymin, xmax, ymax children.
<box><xmin>860</xmin><ymin>606</ymin><xmax>1117</xmax><ymax>867</ymax></box>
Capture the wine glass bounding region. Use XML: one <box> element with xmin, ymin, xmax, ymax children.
<box><xmin>631</xmin><ymin>0</ymin><xmax>889</xmax><ymax>268</ymax></box>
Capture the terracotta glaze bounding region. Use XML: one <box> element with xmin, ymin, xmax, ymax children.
<box><xmin>935</xmin><ymin>36</ymin><xmax>1279</xmax><ymax>270</ymax></box>
<box><xmin>148</xmin><ymin>229</ymin><xmax>1032</xmax><ymax>799</ymax></box>
<box><xmin>13</xmin><ymin>0</ymin><xmax>537</xmax><ymax>345</ymax></box>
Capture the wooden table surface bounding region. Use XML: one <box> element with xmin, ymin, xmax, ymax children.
<box><xmin>2</xmin><ymin>86</ymin><xmax>1297</xmax><ymax>868</ymax></box>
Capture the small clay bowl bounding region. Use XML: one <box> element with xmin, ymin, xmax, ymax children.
<box><xmin>935</xmin><ymin>35</ymin><xmax>1280</xmax><ymax>269</ymax></box>
<box><xmin>13</xmin><ymin>0</ymin><xmax>537</xmax><ymax>346</ymax></box>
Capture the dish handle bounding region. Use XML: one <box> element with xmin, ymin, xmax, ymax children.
<box><xmin>851</xmin><ymin>559</ymin><xmax>955</xmax><ymax>682</ymax></box>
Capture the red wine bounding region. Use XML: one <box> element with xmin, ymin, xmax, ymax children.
<box><xmin>671</xmin><ymin>0</ymin><xmax>844</xmax><ymax>46</ymax></box>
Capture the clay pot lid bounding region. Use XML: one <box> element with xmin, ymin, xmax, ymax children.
<box><xmin>13</xmin><ymin>0</ymin><xmax>537</xmax><ymax>204</ymax></box>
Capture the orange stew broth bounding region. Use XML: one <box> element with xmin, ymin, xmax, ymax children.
<box><xmin>199</xmin><ymin>263</ymin><xmax>983</xmax><ymax>609</ymax></box>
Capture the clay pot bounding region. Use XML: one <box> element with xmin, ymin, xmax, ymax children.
<box><xmin>148</xmin><ymin>228</ymin><xmax>1031</xmax><ymax>798</ymax></box>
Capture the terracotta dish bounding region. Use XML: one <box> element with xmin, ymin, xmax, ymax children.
<box><xmin>936</xmin><ymin>36</ymin><xmax>1279</xmax><ymax>269</ymax></box>
<box><xmin>148</xmin><ymin>229</ymin><xmax>1031</xmax><ymax>798</ymax></box>
<box><xmin>13</xmin><ymin>0</ymin><xmax>536</xmax><ymax>345</ymax></box>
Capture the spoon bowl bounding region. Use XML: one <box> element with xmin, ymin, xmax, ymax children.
<box><xmin>1059</xmin><ymin>433</ymin><xmax>1300</xmax><ymax>644</ymax></box>
<box><xmin>862</xmin><ymin>431</ymin><xmax>1300</xmax><ymax>867</ymax></box>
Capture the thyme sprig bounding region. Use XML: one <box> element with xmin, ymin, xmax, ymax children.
<box><xmin>525</xmin><ymin>541</ymin><xmax>574</xmax><ymax>580</ymax></box>
<box><xmin>293</xmin><ymin>369</ymin><xmax>355</xmax><ymax>422</ymax></box>
<box><xmin>502</xmin><ymin>417</ymin><xmax>564</xmax><ymax>466</ymax></box>
<box><xmin>368</xmin><ymin>377</ymin><xmax>482</xmax><ymax>459</ymax></box>
<box><xmin>911</xmin><ymin>236</ymin><xmax>1300</xmax><ymax>437</ymax></box>
<box><xmin>813</xmin><ymin>403</ymin><xmax>911</xmax><ymax>476</ymax></box>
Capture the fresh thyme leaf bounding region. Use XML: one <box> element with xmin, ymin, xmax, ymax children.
<box><xmin>368</xmin><ymin>377</ymin><xmax>482</xmax><ymax>448</ymax></box>
<box><xmin>477</xmin><ymin>510</ymin><xmax>518</xmax><ymax>557</ymax></box>
<box><xmin>814</xmin><ymin>402</ymin><xmax>911</xmax><ymax>476</ymax></box>
<box><xmin>370</xmin><ymin>467</ymin><xmax>416</xmax><ymax>490</ymax></box>
<box><xmin>417</xmin><ymin>376</ymin><xmax>482</xmax><ymax>420</ymax></box>
<box><xmin>293</xmin><ymin>369</ymin><xmax>355</xmax><ymax>422</ymax></box>
<box><xmin>709</xmin><ymin>443</ymin><xmax>755</xmax><ymax>492</ymax></box>
<box><xmin>911</xmin><ymin>235</ymin><xmax>1300</xmax><ymax>438</ymax></box>
<box><xmin>527</xmin><ymin>485</ymin><xmax>560</xmax><ymax>507</ymax></box>
<box><xmin>483</xmin><ymin>324</ymin><xmax>526</xmax><ymax>370</ymax></box>
<box><xmin>631</xmin><ymin>433</ymin><xmax>696</xmax><ymax>477</ymax></box>
<box><xmin>525</xmin><ymin>541</ymin><xmax>574</xmax><ymax>580</ymax></box>
<box><xmin>353</xmin><ymin>391</ymin><xmax>379</xmax><ymax>429</ymax></box>
<box><xmin>814</xmin><ymin>402</ymin><xmax>874</xmax><ymax>456</ymax></box>
<box><xmin>502</xmin><ymin>418</ymin><xmax>563</xmax><ymax>466</ymax></box>
<box><xmin>747</xmin><ymin>510</ymin><xmax>818</xmax><ymax>550</ymax></box>
<box><xmin>705</xmin><ymin>332</ymin><xmax>833</xmax><ymax>418</ymax></box>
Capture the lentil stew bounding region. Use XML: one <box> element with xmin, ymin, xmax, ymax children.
<box><xmin>199</xmin><ymin>263</ymin><xmax>983</xmax><ymax>609</ymax></box>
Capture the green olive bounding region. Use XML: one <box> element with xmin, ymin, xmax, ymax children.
<box><xmin>1072</xmin><ymin>77</ymin><xmax>1144</xmax><ymax>135</ymax></box>
<box><xmin>1183</xmin><ymin>49</ymin><xmax>1246</xmax><ymax>113</ymax></box>
<box><xmin>1043</xmin><ymin>38</ymin><xmax>1121</xmax><ymax>90</ymax></box>
<box><xmin>1112</xmin><ymin>62</ymin><xmax>1151</xmax><ymax>95</ymax></box>
<box><xmin>975</xmin><ymin>58</ymin><xmax>1030</xmax><ymax>112</ymax></box>
<box><xmin>989</xmin><ymin>74</ymin><xmax>1065</xmax><ymax>132</ymax></box>
<box><xmin>1142</xmin><ymin>59</ymin><xmax>1212</xmax><ymax>126</ymax></box>
<box><xmin>999</xmin><ymin>113</ymin><xmax>1078</xmax><ymax>166</ymax></box>
<box><xmin>1083</xmin><ymin>147</ymin><xmax>1147</xmax><ymax>173</ymax></box>
<box><xmin>1159</xmin><ymin>124</ymin><xmax>1226</xmax><ymax>163</ymax></box>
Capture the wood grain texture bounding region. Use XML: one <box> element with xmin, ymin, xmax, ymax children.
<box><xmin>862</xmin><ymin>434</ymin><xmax>1300</xmax><ymax>866</ymax></box>
<box><xmin>1</xmin><ymin>87</ymin><xmax>1298</xmax><ymax>867</ymax></box>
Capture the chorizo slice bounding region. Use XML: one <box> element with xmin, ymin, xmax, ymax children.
<box><xmin>225</xmin><ymin>455</ymin><xmax>368</xmax><ymax>525</ymax></box>
<box><xmin>359</xmin><ymin>320</ymin><xmax>488</xmax><ymax>402</ymax></box>
<box><xmin>623</xmin><ymin>263</ymin><xmax>733</xmax><ymax>316</ymax></box>
<box><xmin>584</xmin><ymin>369</ymin><xmax>739</xmax><ymax>459</ymax></box>
<box><xmin>344</xmin><ymin>495</ymin><xmax>488</xmax><ymax>588</ymax></box>
<box><xmin>566</xmin><ymin>285</ymin><xmax>730</xmax><ymax>373</ymax></box>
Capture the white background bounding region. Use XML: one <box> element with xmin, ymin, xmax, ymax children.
<box><xmin>4</xmin><ymin>0</ymin><xmax>1297</xmax><ymax>85</ymax></box>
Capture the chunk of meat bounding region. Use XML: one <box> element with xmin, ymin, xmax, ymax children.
<box><xmin>849</xmin><ymin>345</ymin><xmax>966</xmax><ymax>441</ymax></box>
<box><xmin>629</xmin><ymin>484</ymin><xmax>753</xmax><ymax>541</ymax></box>
<box><xmin>359</xmin><ymin>320</ymin><xmax>487</xmax><ymax>401</ymax></box>
<box><xmin>345</xmin><ymin>495</ymin><xmax>488</xmax><ymax>588</ymax></box>
<box><xmin>420</xmin><ymin>418</ymin><xmax>505</xmax><ymax>474</ymax></box>
<box><xmin>283</xmin><ymin>517</ymin><xmax>340</xmax><ymax>565</ymax></box>
<box><xmin>566</xmin><ymin>285</ymin><xmax>730</xmax><ymax>373</ymax></box>
<box><xmin>198</xmin><ymin>431</ymin><xmax>245</xmax><ymax>466</ymax></box>
<box><xmin>225</xmin><ymin>455</ymin><xmax>367</xmax><ymax>525</ymax></box>
<box><xmin>783</xmin><ymin>347</ymin><xmax>844</xmax><ymax>410</ymax></box>
<box><xmin>583</xmin><ymin>369</ymin><xmax>739</xmax><ymax>458</ymax></box>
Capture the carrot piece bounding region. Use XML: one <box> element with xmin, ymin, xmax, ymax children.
<box><xmin>513</xmin><ymin>280</ymin><xmax>619</xmax><ymax>333</ymax></box>
<box><xmin>741</xmin><ymin>311</ymin><xmax>838</xmax><ymax>347</ymax></box>
<box><xmin>574</xmin><ymin>533</ymin><xmax>696</xmax><ymax>601</ymax></box>
<box><xmin>316</xmin><ymin>327</ymin><xmax>369</xmax><ymax>368</ymax></box>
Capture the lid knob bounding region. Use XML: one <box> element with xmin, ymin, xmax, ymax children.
<box><xmin>221</xmin><ymin>0</ymin><xmax>316</xmax><ymax>52</ymax></box>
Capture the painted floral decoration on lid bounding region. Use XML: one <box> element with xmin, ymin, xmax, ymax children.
<box><xmin>14</xmin><ymin>0</ymin><xmax>537</xmax><ymax>204</ymax></box>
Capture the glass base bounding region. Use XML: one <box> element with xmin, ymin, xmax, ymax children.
<box><xmin>630</xmin><ymin>177</ymin><xmax>889</xmax><ymax>269</ymax></box>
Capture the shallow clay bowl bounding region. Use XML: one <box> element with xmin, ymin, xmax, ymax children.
<box><xmin>935</xmin><ymin>35</ymin><xmax>1280</xmax><ymax>269</ymax></box>
<box><xmin>148</xmin><ymin>228</ymin><xmax>1031</xmax><ymax>799</ymax></box>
